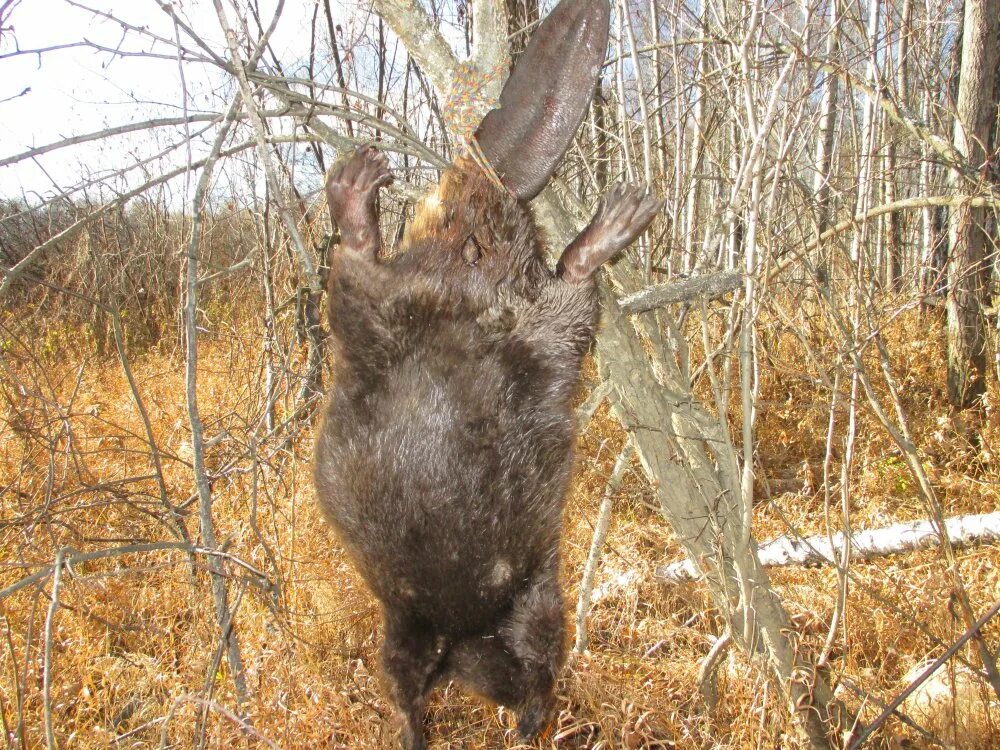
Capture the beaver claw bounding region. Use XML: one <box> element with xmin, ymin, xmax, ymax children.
<box><xmin>326</xmin><ymin>145</ymin><xmax>393</xmax><ymax>259</ymax></box>
<box><xmin>557</xmin><ymin>184</ymin><xmax>662</xmax><ymax>284</ymax></box>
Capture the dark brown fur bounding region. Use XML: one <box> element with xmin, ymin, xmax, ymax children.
<box><xmin>313</xmin><ymin>4</ymin><xmax>660</xmax><ymax>747</ymax></box>
<box><xmin>316</xmin><ymin>144</ymin><xmax>660</xmax><ymax>748</ymax></box>
<box><xmin>315</xmin><ymin>160</ymin><xmax>596</xmax><ymax>747</ymax></box>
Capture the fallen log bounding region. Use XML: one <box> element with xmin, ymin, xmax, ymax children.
<box><xmin>656</xmin><ymin>511</ymin><xmax>1000</xmax><ymax>584</ymax></box>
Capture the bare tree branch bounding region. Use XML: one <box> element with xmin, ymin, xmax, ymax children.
<box><xmin>372</xmin><ymin>0</ymin><xmax>458</xmax><ymax>98</ymax></box>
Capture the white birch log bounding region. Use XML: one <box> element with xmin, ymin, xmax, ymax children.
<box><xmin>656</xmin><ymin>512</ymin><xmax>1000</xmax><ymax>584</ymax></box>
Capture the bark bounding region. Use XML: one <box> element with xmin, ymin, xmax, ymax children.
<box><xmin>812</xmin><ymin>0</ymin><xmax>840</xmax><ymax>281</ymax></box>
<box><xmin>371</xmin><ymin>0</ymin><xmax>457</xmax><ymax>99</ymax></box>
<box><xmin>376</xmin><ymin>17</ymin><xmax>386</xmax><ymax>141</ymax></box>
<box><xmin>697</xmin><ymin>630</ymin><xmax>732</xmax><ymax>710</ymax></box>
<box><xmin>850</xmin><ymin>0</ymin><xmax>881</xmax><ymax>271</ymax></box>
<box><xmin>682</xmin><ymin>15</ymin><xmax>705</xmax><ymax>273</ymax></box>
<box><xmin>593</xmin><ymin>290</ymin><xmax>841</xmax><ymax>748</ymax></box>
<box><xmin>591</xmin><ymin>83</ymin><xmax>610</xmax><ymax>190</ymax></box>
<box><xmin>658</xmin><ymin>511</ymin><xmax>1000</xmax><ymax>583</ymax></box>
<box><xmin>619</xmin><ymin>270</ymin><xmax>742</xmax><ymax>313</ymax></box>
<box><xmin>42</xmin><ymin>550</ymin><xmax>64</xmax><ymax>750</ymax></box>
<box><xmin>918</xmin><ymin>88</ymin><xmax>941</xmax><ymax>295</ymax></box>
<box><xmin>648</xmin><ymin>0</ymin><xmax>666</xmax><ymax>179</ymax></box>
<box><xmin>295</xmin><ymin>286</ymin><xmax>325</xmax><ymax>407</ymax></box>
<box><xmin>472</xmin><ymin>0</ymin><xmax>510</xmax><ymax>86</ymax></box>
<box><xmin>885</xmin><ymin>0</ymin><xmax>913</xmax><ymax>290</ymax></box>
<box><xmin>946</xmin><ymin>0</ymin><xmax>1000</xmax><ymax>410</ymax></box>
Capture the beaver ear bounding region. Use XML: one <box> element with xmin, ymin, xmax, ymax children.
<box><xmin>473</xmin><ymin>0</ymin><xmax>610</xmax><ymax>201</ymax></box>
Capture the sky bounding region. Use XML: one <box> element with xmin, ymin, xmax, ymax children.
<box><xmin>0</xmin><ymin>0</ymin><xmax>335</xmax><ymax>202</ymax></box>
<box><xmin>0</xmin><ymin>0</ymin><xmax>568</xmax><ymax>207</ymax></box>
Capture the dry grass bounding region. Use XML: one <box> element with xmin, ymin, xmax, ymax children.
<box><xmin>2</xmin><ymin>301</ymin><xmax>1000</xmax><ymax>749</ymax></box>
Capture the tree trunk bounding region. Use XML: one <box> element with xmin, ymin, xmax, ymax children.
<box><xmin>592</xmin><ymin>288</ymin><xmax>842</xmax><ymax>749</ymax></box>
<box><xmin>885</xmin><ymin>0</ymin><xmax>913</xmax><ymax>290</ymax></box>
<box><xmin>684</xmin><ymin>0</ymin><xmax>708</xmax><ymax>274</ymax></box>
<box><xmin>946</xmin><ymin>0</ymin><xmax>999</xmax><ymax>410</ymax></box>
<box><xmin>812</xmin><ymin>0</ymin><xmax>840</xmax><ymax>283</ymax></box>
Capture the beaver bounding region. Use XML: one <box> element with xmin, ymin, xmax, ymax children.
<box><xmin>314</xmin><ymin>1</ymin><xmax>661</xmax><ymax>746</ymax></box>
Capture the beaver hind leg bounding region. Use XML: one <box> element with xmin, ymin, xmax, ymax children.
<box><xmin>380</xmin><ymin>612</ymin><xmax>447</xmax><ymax>750</ymax></box>
<box><xmin>446</xmin><ymin>567</ymin><xmax>565</xmax><ymax>740</ymax></box>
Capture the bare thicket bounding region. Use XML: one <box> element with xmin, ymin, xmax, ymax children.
<box><xmin>1</xmin><ymin>0</ymin><xmax>998</xmax><ymax>748</ymax></box>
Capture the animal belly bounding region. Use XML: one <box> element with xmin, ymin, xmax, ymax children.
<box><xmin>315</xmin><ymin>354</ymin><xmax>569</xmax><ymax>632</ymax></box>
<box><xmin>373</xmin><ymin>525</ymin><xmax>523</xmax><ymax>632</ymax></box>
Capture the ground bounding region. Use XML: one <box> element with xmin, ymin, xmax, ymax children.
<box><xmin>1</xmin><ymin>305</ymin><xmax>998</xmax><ymax>748</ymax></box>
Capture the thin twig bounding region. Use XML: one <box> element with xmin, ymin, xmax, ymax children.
<box><xmin>0</xmin><ymin>542</ymin><xmax>273</xmax><ymax>602</ymax></box>
<box><xmin>574</xmin><ymin>439</ymin><xmax>634</xmax><ymax>654</ymax></box>
<box><xmin>847</xmin><ymin>599</ymin><xmax>1000</xmax><ymax>750</ymax></box>
<box><xmin>42</xmin><ymin>549</ymin><xmax>64</xmax><ymax>750</ymax></box>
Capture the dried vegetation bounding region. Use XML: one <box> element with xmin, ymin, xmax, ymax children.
<box><xmin>2</xmin><ymin>256</ymin><xmax>999</xmax><ymax>747</ymax></box>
